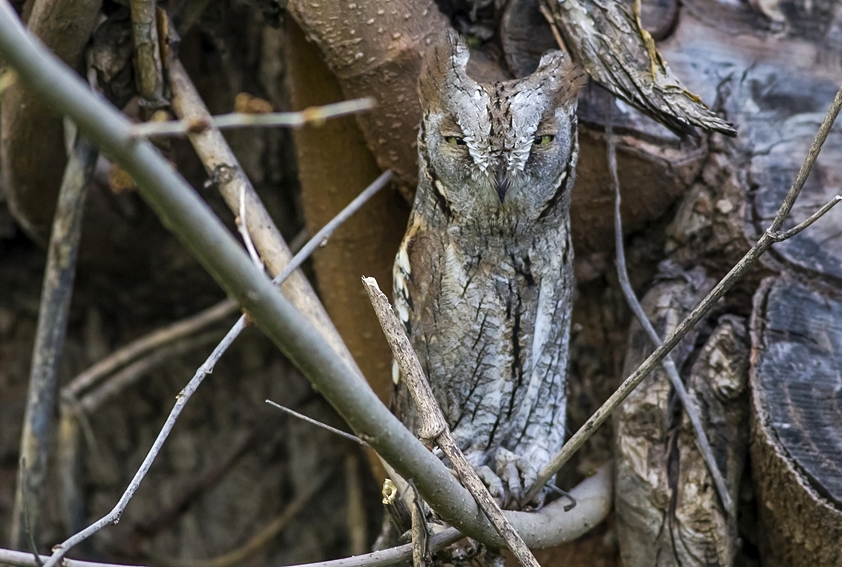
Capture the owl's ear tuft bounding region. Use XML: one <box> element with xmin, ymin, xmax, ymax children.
<box><xmin>418</xmin><ymin>30</ymin><xmax>475</xmax><ymax>112</ymax></box>
<box><xmin>530</xmin><ymin>51</ymin><xmax>587</xmax><ymax>105</ymax></box>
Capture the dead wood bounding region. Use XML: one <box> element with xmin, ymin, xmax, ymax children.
<box><xmin>750</xmin><ymin>275</ymin><xmax>842</xmax><ymax>567</ymax></box>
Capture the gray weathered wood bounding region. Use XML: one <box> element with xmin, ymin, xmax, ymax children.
<box><xmin>750</xmin><ymin>275</ymin><xmax>842</xmax><ymax>567</ymax></box>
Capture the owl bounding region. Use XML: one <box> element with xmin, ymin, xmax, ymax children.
<box><xmin>393</xmin><ymin>31</ymin><xmax>585</xmax><ymax>508</ymax></box>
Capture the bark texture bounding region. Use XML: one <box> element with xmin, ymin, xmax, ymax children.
<box><xmin>284</xmin><ymin>20</ymin><xmax>409</xmax><ymax>411</ymax></box>
<box><xmin>750</xmin><ymin>276</ymin><xmax>842</xmax><ymax>567</ymax></box>
<box><xmin>0</xmin><ymin>0</ymin><xmax>102</xmax><ymax>241</ymax></box>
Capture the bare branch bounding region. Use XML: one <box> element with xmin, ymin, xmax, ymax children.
<box><xmin>524</xmin><ymin>83</ymin><xmax>842</xmax><ymax>503</ymax></box>
<box><xmin>769</xmin><ymin>195</ymin><xmax>842</xmax><ymax>241</ymax></box>
<box><xmin>362</xmin><ymin>278</ymin><xmax>540</xmax><ymax>567</ymax></box>
<box><xmin>11</xmin><ymin>136</ymin><xmax>96</xmax><ymax>548</ymax></box>
<box><xmin>0</xmin><ymin>12</ymin><xmax>611</xmax><ymax>550</ymax></box>
<box><xmin>0</xmin><ymin>465</ymin><xmax>612</xmax><ymax>567</ymax></box>
<box><xmin>129</xmin><ymin>98</ymin><xmax>377</xmax><ymax>138</ymax></box>
<box><xmin>266</xmin><ymin>400</ymin><xmax>368</xmax><ymax>447</ymax></box>
<box><xmin>167</xmin><ymin>56</ymin><xmax>364</xmax><ymax>379</ymax></box>
<box><xmin>605</xmin><ymin>104</ymin><xmax>734</xmax><ymax>516</ymax></box>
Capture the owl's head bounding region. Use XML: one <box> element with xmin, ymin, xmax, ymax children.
<box><xmin>417</xmin><ymin>31</ymin><xmax>586</xmax><ymax>225</ymax></box>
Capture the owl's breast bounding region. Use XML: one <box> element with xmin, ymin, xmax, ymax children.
<box><xmin>398</xmin><ymin>226</ymin><xmax>572</xmax><ymax>462</ymax></box>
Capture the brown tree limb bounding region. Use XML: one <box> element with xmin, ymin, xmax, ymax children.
<box><xmin>0</xmin><ymin>0</ymin><xmax>101</xmax><ymax>240</ymax></box>
<box><xmin>523</xmin><ymin>83</ymin><xmax>842</xmax><ymax>504</ymax></box>
<box><xmin>10</xmin><ymin>135</ymin><xmax>97</xmax><ymax>548</ymax></box>
<box><xmin>362</xmin><ymin>277</ymin><xmax>540</xmax><ymax>567</ymax></box>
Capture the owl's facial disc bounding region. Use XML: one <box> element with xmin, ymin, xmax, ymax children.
<box><xmin>418</xmin><ymin>32</ymin><xmax>585</xmax><ymax>223</ymax></box>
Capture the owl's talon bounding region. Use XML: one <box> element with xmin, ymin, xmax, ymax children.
<box><xmin>474</xmin><ymin>465</ymin><xmax>506</xmax><ymax>506</ymax></box>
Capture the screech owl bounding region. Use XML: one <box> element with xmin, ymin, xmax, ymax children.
<box><xmin>393</xmin><ymin>31</ymin><xmax>585</xmax><ymax>507</ymax></box>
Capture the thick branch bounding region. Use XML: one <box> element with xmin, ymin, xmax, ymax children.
<box><xmin>0</xmin><ymin>7</ymin><xmax>611</xmax><ymax>552</ymax></box>
<box><xmin>0</xmin><ymin>0</ymin><xmax>101</xmax><ymax>240</ymax></box>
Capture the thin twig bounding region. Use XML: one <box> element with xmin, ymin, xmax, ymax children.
<box><xmin>523</xmin><ymin>83</ymin><xmax>842</xmax><ymax>504</ymax></box>
<box><xmin>266</xmin><ymin>400</ymin><xmax>369</xmax><ymax>447</ymax></box>
<box><xmin>130</xmin><ymin>99</ymin><xmax>376</xmax><ymax>137</ymax></box>
<box><xmin>769</xmin><ymin>195</ymin><xmax>842</xmax><ymax>241</ymax></box>
<box><xmin>238</xmin><ymin>185</ymin><xmax>264</xmax><ymax>269</ymax></box>
<box><xmin>605</xmin><ymin>105</ymin><xmax>734</xmax><ymax>516</ymax></box>
<box><xmin>156</xmin><ymin>467</ymin><xmax>335</xmax><ymax>567</ymax></box>
<box><xmin>10</xmin><ymin>135</ymin><xmax>97</xmax><ymax>548</ymax></box>
<box><xmin>362</xmin><ymin>278</ymin><xmax>541</xmax><ymax>567</ymax></box>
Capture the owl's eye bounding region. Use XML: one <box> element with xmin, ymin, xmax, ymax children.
<box><xmin>533</xmin><ymin>134</ymin><xmax>555</xmax><ymax>146</ymax></box>
<box><xmin>444</xmin><ymin>136</ymin><xmax>467</xmax><ymax>148</ymax></box>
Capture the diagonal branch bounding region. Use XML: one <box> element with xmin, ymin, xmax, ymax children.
<box><xmin>606</xmin><ymin>105</ymin><xmax>734</xmax><ymax>516</ymax></box>
<box><xmin>523</xmin><ymin>83</ymin><xmax>842</xmax><ymax>504</ymax></box>
<box><xmin>362</xmin><ymin>277</ymin><xmax>540</xmax><ymax>567</ymax></box>
<box><xmin>0</xmin><ymin>6</ymin><xmax>611</xmax><ymax>553</ymax></box>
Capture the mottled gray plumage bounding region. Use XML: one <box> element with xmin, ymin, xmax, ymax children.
<box><xmin>393</xmin><ymin>32</ymin><xmax>585</xmax><ymax>507</ymax></box>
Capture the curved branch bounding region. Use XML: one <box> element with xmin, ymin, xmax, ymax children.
<box><xmin>0</xmin><ymin>0</ymin><xmax>101</xmax><ymax>240</ymax></box>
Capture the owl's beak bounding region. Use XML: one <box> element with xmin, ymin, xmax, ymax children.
<box><xmin>495</xmin><ymin>162</ymin><xmax>511</xmax><ymax>203</ymax></box>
